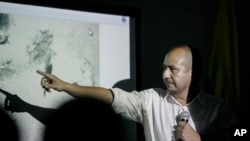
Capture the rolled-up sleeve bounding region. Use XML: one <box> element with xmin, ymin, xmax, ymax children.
<box><xmin>110</xmin><ymin>88</ymin><xmax>148</xmax><ymax>123</ymax></box>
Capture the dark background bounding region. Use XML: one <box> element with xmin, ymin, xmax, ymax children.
<box><xmin>1</xmin><ymin>0</ymin><xmax>249</xmax><ymax>140</ymax></box>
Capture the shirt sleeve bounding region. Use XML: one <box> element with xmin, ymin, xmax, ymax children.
<box><xmin>110</xmin><ymin>88</ymin><xmax>148</xmax><ymax>124</ymax></box>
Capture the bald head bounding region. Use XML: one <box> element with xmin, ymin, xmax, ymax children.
<box><xmin>165</xmin><ymin>45</ymin><xmax>193</xmax><ymax>71</ymax></box>
<box><xmin>164</xmin><ymin>44</ymin><xmax>202</xmax><ymax>83</ymax></box>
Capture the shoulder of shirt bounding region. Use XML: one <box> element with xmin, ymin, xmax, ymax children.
<box><xmin>151</xmin><ymin>88</ymin><xmax>167</xmax><ymax>96</ymax></box>
<box><xmin>151</xmin><ymin>87</ymin><xmax>166</xmax><ymax>93</ymax></box>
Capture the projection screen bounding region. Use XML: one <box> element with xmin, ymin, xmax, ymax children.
<box><xmin>0</xmin><ymin>1</ymin><xmax>137</xmax><ymax>141</ymax></box>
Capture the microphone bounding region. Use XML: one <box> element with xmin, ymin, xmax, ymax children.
<box><xmin>176</xmin><ymin>111</ymin><xmax>190</xmax><ymax>141</ymax></box>
<box><xmin>177</xmin><ymin>110</ymin><xmax>189</xmax><ymax>123</ymax></box>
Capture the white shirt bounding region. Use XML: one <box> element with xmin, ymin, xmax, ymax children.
<box><xmin>111</xmin><ymin>88</ymin><xmax>196</xmax><ymax>141</ymax></box>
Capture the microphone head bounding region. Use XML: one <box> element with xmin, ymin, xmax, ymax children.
<box><xmin>178</xmin><ymin>111</ymin><xmax>189</xmax><ymax>123</ymax></box>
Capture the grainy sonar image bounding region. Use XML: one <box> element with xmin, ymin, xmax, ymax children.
<box><xmin>0</xmin><ymin>12</ymin><xmax>99</xmax><ymax>141</ymax></box>
<box><xmin>0</xmin><ymin>13</ymin><xmax>10</xmax><ymax>45</ymax></box>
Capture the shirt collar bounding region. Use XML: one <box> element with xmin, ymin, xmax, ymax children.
<box><xmin>165</xmin><ymin>89</ymin><xmax>207</xmax><ymax>107</ymax></box>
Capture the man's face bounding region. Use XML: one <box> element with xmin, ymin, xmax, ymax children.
<box><xmin>162</xmin><ymin>48</ymin><xmax>192</xmax><ymax>95</ymax></box>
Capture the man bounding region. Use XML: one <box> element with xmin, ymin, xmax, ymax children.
<box><xmin>37</xmin><ymin>44</ymin><xmax>237</xmax><ymax>141</ymax></box>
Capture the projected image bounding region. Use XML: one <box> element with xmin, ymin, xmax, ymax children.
<box><xmin>0</xmin><ymin>12</ymin><xmax>99</xmax><ymax>141</ymax></box>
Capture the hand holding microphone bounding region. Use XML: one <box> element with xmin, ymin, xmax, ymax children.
<box><xmin>176</xmin><ymin>111</ymin><xmax>189</xmax><ymax>140</ymax></box>
<box><xmin>175</xmin><ymin>111</ymin><xmax>201</xmax><ymax>141</ymax></box>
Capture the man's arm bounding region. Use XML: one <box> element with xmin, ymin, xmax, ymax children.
<box><xmin>37</xmin><ymin>70</ymin><xmax>114</xmax><ymax>105</ymax></box>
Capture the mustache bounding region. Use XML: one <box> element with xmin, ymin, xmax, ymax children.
<box><xmin>163</xmin><ymin>79</ymin><xmax>174</xmax><ymax>84</ymax></box>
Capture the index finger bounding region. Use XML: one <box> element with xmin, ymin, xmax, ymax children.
<box><xmin>36</xmin><ymin>70</ymin><xmax>52</xmax><ymax>78</ymax></box>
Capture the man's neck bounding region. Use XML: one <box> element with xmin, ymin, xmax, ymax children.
<box><xmin>173</xmin><ymin>92</ymin><xmax>188</xmax><ymax>106</ymax></box>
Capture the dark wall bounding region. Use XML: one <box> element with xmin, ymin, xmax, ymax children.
<box><xmin>235</xmin><ymin>0</ymin><xmax>249</xmax><ymax>123</ymax></box>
